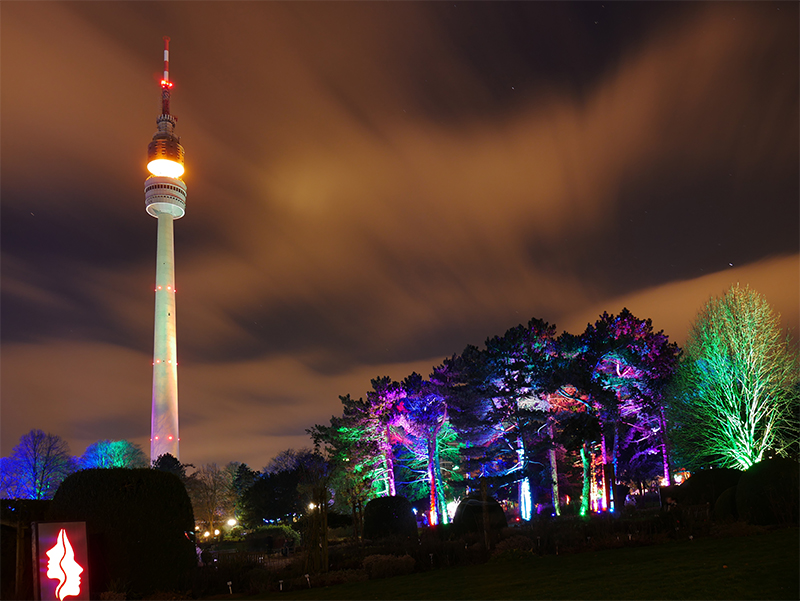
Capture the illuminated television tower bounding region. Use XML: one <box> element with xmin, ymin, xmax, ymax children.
<box><xmin>145</xmin><ymin>37</ymin><xmax>186</xmax><ymax>461</ymax></box>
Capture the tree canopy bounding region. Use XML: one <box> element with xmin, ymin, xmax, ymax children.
<box><xmin>667</xmin><ymin>285</ymin><xmax>799</xmax><ymax>470</ymax></box>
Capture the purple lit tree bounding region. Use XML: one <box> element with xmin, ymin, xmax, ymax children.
<box><xmin>393</xmin><ymin>372</ymin><xmax>462</xmax><ymax>525</ymax></box>
<box><xmin>365</xmin><ymin>377</ymin><xmax>404</xmax><ymax>497</ymax></box>
<box><xmin>566</xmin><ymin>309</ymin><xmax>679</xmax><ymax>510</ymax></box>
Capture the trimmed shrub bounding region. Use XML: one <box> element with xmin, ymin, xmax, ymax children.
<box><xmin>712</xmin><ymin>486</ymin><xmax>738</xmax><ymax>523</ymax></box>
<box><xmin>48</xmin><ymin>468</ymin><xmax>195</xmax><ymax>598</ymax></box>
<box><xmin>1</xmin><ymin>500</ymin><xmax>52</xmax><ymax>600</ymax></box>
<box><xmin>245</xmin><ymin>524</ymin><xmax>300</xmax><ymax>552</ymax></box>
<box><xmin>677</xmin><ymin>468</ymin><xmax>743</xmax><ymax>506</ymax></box>
<box><xmin>363</xmin><ymin>496</ymin><xmax>417</xmax><ymax>541</ymax></box>
<box><xmin>491</xmin><ymin>534</ymin><xmax>535</xmax><ymax>562</ymax></box>
<box><xmin>736</xmin><ymin>458</ymin><xmax>799</xmax><ymax>525</ymax></box>
<box><xmin>362</xmin><ymin>554</ymin><xmax>415</xmax><ymax>579</ymax></box>
<box><xmin>312</xmin><ymin>568</ymin><xmax>368</xmax><ymax>587</ymax></box>
<box><xmin>452</xmin><ymin>495</ymin><xmax>507</xmax><ymax>535</ymax></box>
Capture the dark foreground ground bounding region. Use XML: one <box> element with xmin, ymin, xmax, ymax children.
<box><xmin>206</xmin><ymin>526</ymin><xmax>799</xmax><ymax>600</ymax></box>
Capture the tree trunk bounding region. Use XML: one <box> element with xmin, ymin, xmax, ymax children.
<box><xmin>517</xmin><ymin>435</ymin><xmax>532</xmax><ymax>520</ymax></box>
<box><xmin>659</xmin><ymin>406</ymin><xmax>672</xmax><ymax>485</ymax></box>
<box><xmin>548</xmin><ymin>418</ymin><xmax>561</xmax><ymax>516</ymax></box>
<box><xmin>600</xmin><ymin>423</ymin><xmax>613</xmax><ymax>512</ymax></box>
<box><xmin>580</xmin><ymin>443</ymin><xmax>591</xmax><ymax>517</ymax></box>
<box><xmin>433</xmin><ymin>438</ymin><xmax>448</xmax><ymax>525</ymax></box>
<box><xmin>480</xmin><ymin>477</ymin><xmax>491</xmax><ymax>550</ymax></box>
<box><xmin>382</xmin><ymin>426</ymin><xmax>396</xmax><ymax>496</ymax></box>
<box><xmin>427</xmin><ymin>438</ymin><xmax>438</xmax><ymax>525</ymax></box>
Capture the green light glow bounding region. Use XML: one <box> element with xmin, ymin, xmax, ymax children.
<box><xmin>668</xmin><ymin>285</ymin><xmax>799</xmax><ymax>470</ymax></box>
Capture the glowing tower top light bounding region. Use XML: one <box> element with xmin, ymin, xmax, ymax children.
<box><xmin>145</xmin><ymin>37</ymin><xmax>186</xmax><ymax>461</ymax></box>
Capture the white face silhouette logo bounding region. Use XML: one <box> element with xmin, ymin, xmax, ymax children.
<box><xmin>45</xmin><ymin>529</ymin><xmax>84</xmax><ymax>601</ymax></box>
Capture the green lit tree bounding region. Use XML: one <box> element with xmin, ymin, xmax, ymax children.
<box><xmin>667</xmin><ymin>285</ymin><xmax>799</xmax><ymax>470</ymax></box>
<box><xmin>79</xmin><ymin>439</ymin><xmax>148</xmax><ymax>469</ymax></box>
<box><xmin>309</xmin><ymin>395</ymin><xmax>386</xmax><ymax>538</ymax></box>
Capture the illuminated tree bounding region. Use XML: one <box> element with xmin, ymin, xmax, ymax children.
<box><xmin>437</xmin><ymin>346</ymin><xmax>510</xmax><ymax>497</ymax></box>
<box><xmin>557</xmin><ymin>310</ymin><xmax>679</xmax><ymax>511</ymax></box>
<box><xmin>1</xmin><ymin>429</ymin><xmax>75</xmax><ymax>499</ymax></box>
<box><xmin>365</xmin><ymin>377</ymin><xmax>404</xmax><ymax>496</ymax></box>
<box><xmin>667</xmin><ymin>285</ymin><xmax>799</xmax><ymax>470</ymax></box>
<box><xmin>187</xmin><ymin>462</ymin><xmax>236</xmax><ymax>534</ymax></box>
<box><xmin>309</xmin><ymin>401</ymin><xmax>379</xmax><ymax>537</ymax></box>
<box><xmin>393</xmin><ymin>373</ymin><xmax>462</xmax><ymax>525</ymax></box>
<box><xmin>79</xmin><ymin>439</ymin><xmax>148</xmax><ymax>469</ymax></box>
<box><xmin>482</xmin><ymin>319</ymin><xmax>557</xmax><ymax>518</ymax></box>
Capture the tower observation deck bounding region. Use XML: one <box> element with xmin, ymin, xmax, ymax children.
<box><xmin>145</xmin><ymin>37</ymin><xmax>186</xmax><ymax>461</ymax></box>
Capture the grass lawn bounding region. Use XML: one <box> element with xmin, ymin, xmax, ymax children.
<box><xmin>220</xmin><ymin>526</ymin><xmax>798</xmax><ymax>600</ymax></box>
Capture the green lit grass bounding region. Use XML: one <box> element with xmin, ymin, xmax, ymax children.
<box><xmin>227</xmin><ymin>527</ymin><xmax>798</xmax><ymax>600</ymax></box>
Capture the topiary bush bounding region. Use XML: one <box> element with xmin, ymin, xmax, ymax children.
<box><xmin>712</xmin><ymin>485</ymin><xmax>738</xmax><ymax>523</ymax></box>
<box><xmin>735</xmin><ymin>458</ymin><xmax>799</xmax><ymax>525</ymax></box>
<box><xmin>362</xmin><ymin>554</ymin><xmax>415</xmax><ymax>579</ymax></box>
<box><xmin>244</xmin><ymin>524</ymin><xmax>300</xmax><ymax>552</ymax></box>
<box><xmin>452</xmin><ymin>495</ymin><xmax>507</xmax><ymax>535</ymax></box>
<box><xmin>677</xmin><ymin>468</ymin><xmax>743</xmax><ymax>506</ymax></box>
<box><xmin>48</xmin><ymin>468</ymin><xmax>196</xmax><ymax>598</ymax></box>
<box><xmin>363</xmin><ymin>496</ymin><xmax>418</xmax><ymax>541</ymax></box>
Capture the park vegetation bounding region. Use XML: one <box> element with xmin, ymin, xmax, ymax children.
<box><xmin>1</xmin><ymin>284</ymin><xmax>797</xmax><ymax>599</ymax></box>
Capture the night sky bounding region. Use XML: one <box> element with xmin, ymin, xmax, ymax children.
<box><xmin>2</xmin><ymin>2</ymin><xmax>798</xmax><ymax>470</ymax></box>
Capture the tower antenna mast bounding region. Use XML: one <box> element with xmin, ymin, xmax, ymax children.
<box><xmin>161</xmin><ymin>37</ymin><xmax>173</xmax><ymax>115</ymax></box>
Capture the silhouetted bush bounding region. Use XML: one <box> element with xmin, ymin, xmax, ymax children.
<box><xmin>677</xmin><ymin>468</ymin><xmax>743</xmax><ymax>506</ymax></box>
<box><xmin>245</xmin><ymin>524</ymin><xmax>300</xmax><ymax>552</ymax></box>
<box><xmin>713</xmin><ymin>486</ymin><xmax>738</xmax><ymax>523</ymax></box>
<box><xmin>363</xmin><ymin>496</ymin><xmax>417</xmax><ymax>541</ymax></box>
<box><xmin>736</xmin><ymin>458</ymin><xmax>799</xmax><ymax>525</ymax></box>
<box><xmin>48</xmin><ymin>468</ymin><xmax>195</xmax><ymax>598</ymax></box>
<box><xmin>452</xmin><ymin>495</ymin><xmax>507</xmax><ymax>535</ymax></box>
<box><xmin>1</xmin><ymin>499</ymin><xmax>51</xmax><ymax>600</ymax></box>
<box><xmin>362</xmin><ymin>554</ymin><xmax>415</xmax><ymax>579</ymax></box>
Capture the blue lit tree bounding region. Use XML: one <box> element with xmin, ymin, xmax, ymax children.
<box><xmin>1</xmin><ymin>429</ymin><xmax>76</xmax><ymax>499</ymax></box>
<box><xmin>435</xmin><ymin>346</ymin><xmax>507</xmax><ymax>496</ymax></box>
<box><xmin>481</xmin><ymin>319</ymin><xmax>558</xmax><ymax>518</ymax></box>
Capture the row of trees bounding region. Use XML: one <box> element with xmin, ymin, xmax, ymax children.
<box><xmin>0</xmin><ymin>432</ymin><xmax>147</xmax><ymax>500</ymax></box>
<box><xmin>0</xmin><ymin>428</ymin><xmax>322</xmax><ymax>537</ymax></box>
<box><xmin>309</xmin><ymin>286</ymin><xmax>798</xmax><ymax>528</ymax></box>
<box><xmin>310</xmin><ymin>308</ymin><xmax>681</xmax><ymax>527</ymax></box>
<box><xmin>3</xmin><ymin>285</ymin><xmax>796</xmax><ymax>535</ymax></box>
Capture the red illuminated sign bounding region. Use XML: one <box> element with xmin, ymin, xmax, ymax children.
<box><xmin>33</xmin><ymin>522</ymin><xmax>90</xmax><ymax>601</ymax></box>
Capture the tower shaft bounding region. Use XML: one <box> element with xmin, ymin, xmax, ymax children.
<box><xmin>145</xmin><ymin>37</ymin><xmax>186</xmax><ymax>463</ymax></box>
<box><xmin>151</xmin><ymin>213</ymin><xmax>180</xmax><ymax>460</ymax></box>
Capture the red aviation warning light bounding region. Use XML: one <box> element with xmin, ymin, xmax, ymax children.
<box><xmin>160</xmin><ymin>37</ymin><xmax>174</xmax><ymax>113</ymax></box>
<box><xmin>147</xmin><ymin>36</ymin><xmax>185</xmax><ymax>179</ymax></box>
